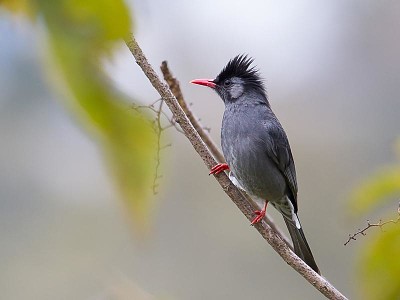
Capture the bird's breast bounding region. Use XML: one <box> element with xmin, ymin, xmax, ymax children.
<box><xmin>221</xmin><ymin>108</ymin><xmax>286</xmax><ymax>201</ymax></box>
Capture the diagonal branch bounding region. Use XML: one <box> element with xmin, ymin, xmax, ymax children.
<box><xmin>124</xmin><ymin>34</ymin><xmax>348</xmax><ymax>300</ymax></box>
<box><xmin>160</xmin><ymin>61</ymin><xmax>293</xmax><ymax>249</ymax></box>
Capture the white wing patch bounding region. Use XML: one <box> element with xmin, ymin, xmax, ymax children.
<box><xmin>228</xmin><ymin>171</ymin><xmax>245</xmax><ymax>191</ymax></box>
<box><xmin>271</xmin><ymin>196</ymin><xmax>301</xmax><ymax>229</ymax></box>
<box><xmin>290</xmin><ymin>203</ymin><xmax>301</xmax><ymax>229</ymax></box>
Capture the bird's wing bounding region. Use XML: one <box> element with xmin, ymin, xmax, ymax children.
<box><xmin>265</xmin><ymin>124</ymin><xmax>299</xmax><ymax>211</ymax></box>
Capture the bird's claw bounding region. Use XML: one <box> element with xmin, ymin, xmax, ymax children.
<box><xmin>209</xmin><ymin>163</ymin><xmax>229</xmax><ymax>175</ymax></box>
<box><xmin>250</xmin><ymin>209</ymin><xmax>266</xmax><ymax>225</ymax></box>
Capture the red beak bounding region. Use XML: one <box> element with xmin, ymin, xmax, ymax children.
<box><xmin>190</xmin><ymin>79</ymin><xmax>216</xmax><ymax>89</ymax></box>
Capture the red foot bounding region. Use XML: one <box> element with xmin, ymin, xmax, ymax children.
<box><xmin>251</xmin><ymin>201</ymin><xmax>268</xmax><ymax>225</ymax></box>
<box><xmin>209</xmin><ymin>163</ymin><xmax>229</xmax><ymax>175</ymax></box>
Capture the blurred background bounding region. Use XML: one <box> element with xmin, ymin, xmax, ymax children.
<box><xmin>1</xmin><ymin>1</ymin><xmax>400</xmax><ymax>299</ymax></box>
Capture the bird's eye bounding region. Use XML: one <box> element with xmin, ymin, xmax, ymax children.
<box><xmin>224</xmin><ymin>80</ymin><xmax>232</xmax><ymax>87</ymax></box>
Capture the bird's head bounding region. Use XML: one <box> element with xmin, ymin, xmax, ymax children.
<box><xmin>191</xmin><ymin>54</ymin><xmax>267</xmax><ymax>103</ymax></box>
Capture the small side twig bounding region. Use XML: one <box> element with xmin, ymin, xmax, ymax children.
<box><xmin>153</xmin><ymin>99</ymin><xmax>163</xmax><ymax>195</ymax></box>
<box><xmin>344</xmin><ymin>202</ymin><xmax>400</xmax><ymax>246</ymax></box>
<box><xmin>132</xmin><ymin>98</ymin><xmax>182</xmax><ymax>194</ymax></box>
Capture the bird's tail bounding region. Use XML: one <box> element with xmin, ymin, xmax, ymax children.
<box><xmin>284</xmin><ymin>216</ymin><xmax>320</xmax><ymax>274</ymax></box>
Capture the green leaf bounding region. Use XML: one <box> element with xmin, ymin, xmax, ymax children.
<box><xmin>357</xmin><ymin>224</ymin><xmax>400</xmax><ymax>300</ymax></box>
<box><xmin>0</xmin><ymin>0</ymin><xmax>36</xmax><ymax>16</ymax></box>
<box><xmin>349</xmin><ymin>141</ymin><xmax>400</xmax><ymax>299</ymax></box>
<box><xmin>2</xmin><ymin>0</ymin><xmax>158</xmax><ymax>228</ymax></box>
<box><xmin>349</xmin><ymin>166</ymin><xmax>400</xmax><ymax>216</ymax></box>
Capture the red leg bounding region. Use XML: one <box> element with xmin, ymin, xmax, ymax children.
<box><xmin>251</xmin><ymin>201</ymin><xmax>268</xmax><ymax>225</ymax></box>
<box><xmin>209</xmin><ymin>163</ymin><xmax>229</xmax><ymax>175</ymax></box>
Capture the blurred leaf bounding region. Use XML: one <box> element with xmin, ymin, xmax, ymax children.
<box><xmin>1</xmin><ymin>0</ymin><xmax>158</xmax><ymax>228</ymax></box>
<box><xmin>349</xmin><ymin>141</ymin><xmax>400</xmax><ymax>299</ymax></box>
<box><xmin>349</xmin><ymin>166</ymin><xmax>400</xmax><ymax>216</ymax></box>
<box><xmin>357</xmin><ymin>224</ymin><xmax>400</xmax><ymax>300</ymax></box>
<box><xmin>0</xmin><ymin>0</ymin><xmax>36</xmax><ymax>16</ymax></box>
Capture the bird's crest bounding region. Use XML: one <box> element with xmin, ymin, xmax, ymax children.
<box><xmin>215</xmin><ymin>54</ymin><xmax>265</xmax><ymax>94</ymax></box>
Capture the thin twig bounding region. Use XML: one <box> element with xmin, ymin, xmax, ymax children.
<box><xmin>153</xmin><ymin>99</ymin><xmax>163</xmax><ymax>195</ymax></box>
<box><xmin>132</xmin><ymin>98</ymin><xmax>183</xmax><ymax>194</ymax></box>
<box><xmin>160</xmin><ymin>61</ymin><xmax>293</xmax><ymax>249</ymax></box>
<box><xmin>124</xmin><ymin>34</ymin><xmax>348</xmax><ymax>300</ymax></box>
<box><xmin>133</xmin><ymin>100</ymin><xmax>164</xmax><ymax>194</ymax></box>
<box><xmin>133</xmin><ymin>101</ymin><xmax>185</xmax><ymax>135</ymax></box>
<box><xmin>344</xmin><ymin>202</ymin><xmax>400</xmax><ymax>246</ymax></box>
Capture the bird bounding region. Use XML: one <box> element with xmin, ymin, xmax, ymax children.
<box><xmin>190</xmin><ymin>54</ymin><xmax>320</xmax><ymax>274</ymax></box>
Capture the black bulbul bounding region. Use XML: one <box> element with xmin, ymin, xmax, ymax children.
<box><xmin>191</xmin><ymin>54</ymin><xmax>320</xmax><ymax>274</ymax></box>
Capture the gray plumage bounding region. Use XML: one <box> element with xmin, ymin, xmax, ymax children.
<box><xmin>192</xmin><ymin>54</ymin><xmax>319</xmax><ymax>273</ymax></box>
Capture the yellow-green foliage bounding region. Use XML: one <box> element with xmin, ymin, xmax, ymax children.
<box><xmin>1</xmin><ymin>0</ymin><xmax>157</xmax><ymax>229</ymax></box>
<box><xmin>349</xmin><ymin>141</ymin><xmax>400</xmax><ymax>300</ymax></box>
